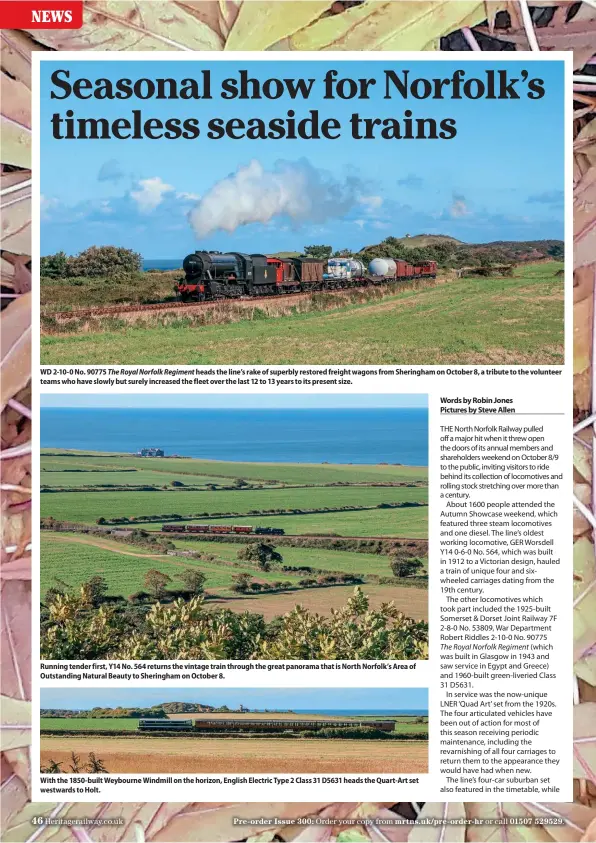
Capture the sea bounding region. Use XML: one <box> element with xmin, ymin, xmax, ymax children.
<box><xmin>143</xmin><ymin>259</ymin><xmax>182</xmax><ymax>271</ymax></box>
<box><xmin>40</xmin><ymin>408</ymin><xmax>428</xmax><ymax>465</ymax></box>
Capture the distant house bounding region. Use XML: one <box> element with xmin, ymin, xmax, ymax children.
<box><xmin>137</xmin><ymin>447</ymin><xmax>165</xmax><ymax>457</ymax></box>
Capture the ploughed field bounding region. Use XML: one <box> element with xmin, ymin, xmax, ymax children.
<box><xmin>40</xmin><ymin>736</ymin><xmax>428</xmax><ymax>774</ymax></box>
<box><xmin>207</xmin><ymin>583</ymin><xmax>429</xmax><ymax>621</ymax></box>
<box><xmin>40</xmin><ymin>263</ymin><xmax>563</xmax><ymax>365</ymax></box>
<box><xmin>40</xmin><ymin>534</ymin><xmax>429</xmax><ymax>620</ymax></box>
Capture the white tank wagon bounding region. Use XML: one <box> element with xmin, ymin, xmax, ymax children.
<box><xmin>368</xmin><ymin>257</ymin><xmax>397</xmax><ymax>278</ymax></box>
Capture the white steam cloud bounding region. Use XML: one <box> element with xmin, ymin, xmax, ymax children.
<box><xmin>189</xmin><ymin>159</ymin><xmax>364</xmax><ymax>238</ymax></box>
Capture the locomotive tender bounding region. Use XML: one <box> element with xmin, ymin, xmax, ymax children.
<box><xmin>177</xmin><ymin>251</ymin><xmax>437</xmax><ymax>301</ymax></box>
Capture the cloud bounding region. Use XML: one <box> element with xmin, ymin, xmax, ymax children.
<box><xmin>130</xmin><ymin>177</ymin><xmax>174</xmax><ymax>213</ymax></box>
<box><xmin>189</xmin><ymin>159</ymin><xmax>365</xmax><ymax>238</ymax></box>
<box><xmin>371</xmin><ymin>220</ymin><xmax>391</xmax><ymax>230</ymax></box>
<box><xmin>353</xmin><ymin>219</ymin><xmax>366</xmax><ymax>229</ymax></box>
<box><xmin>527</xmin><ymin>190</ymin><xmax>564</xmax><ymax>205</ymax></box>
<box><xmin>449</xmin><ymin>193</ymin><xmax>470</xmax><ymax>218</ymax></box>
<box><xmin>397</xmin><ymin>174</ymin><xmax>424</xmax><ymax>190</ymax></box>
<box><xmin>359</xmin><ymin>195</ymin><xmax>383</xmax><ymax>211</ymax></box>
<box><xmin>40</xmin><ymin>194</ymin><xmax>58</xmax><ymax>219</ymax></box>
<box><xmin>97</xmin><ymin>159</ymin><xmax>125</xmax><ymax>183</ymax></box>
<box><xmin>176</xmin><ymin>191</ymin><xmax>201</xmax><ymax>201</ymax></box>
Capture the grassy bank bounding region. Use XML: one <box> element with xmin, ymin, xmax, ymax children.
<box><xmin>41</xmin><ymin>269</ymin><xmax>181</xmax><ymax>310</ymax></box>
<box><xmin>40</xmin><ymin>263</ymin><xmax>563</xmax><ymax>364</ymax></box>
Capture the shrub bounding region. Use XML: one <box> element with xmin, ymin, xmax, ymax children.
<box><xmin>237</xmin><ymin>542</ymin><xmax>283</xmax><ymax>568</ymax></box>
<box><xmin>81</xmin><ymin>575</ymin><xmax>109</xmax><ymax>608</ymax></box>
<box><xmin>128</xmin><ymin>591</ymin><xmax>150</xmax><ymax>604</ymax></box>
<box><xmin>40</xmin><ymin>251</ymin><xmax>68</xmax><ymax>278</ymax></box>
<box><xmin>41</xmin><ymin>587</ymin><xmax>428</xmax><ymax>660</ymax></box>
<box><xmin>178</xmin><ymin>568</ymin><xmax>206</xmax><ymax>595</ymax></box>
<box><xmin>66</xmin><ymin>245</ymin><xmax>142</xmax><ymax>279</ymax></box>
<box><xmin>143</xmin><ymin>569</ymin><xmax>172</xmax><ymax>599</ymax></box>
<box><xmin>390</xmin><ymin>557</ymin><xmax>425</xmax><ymax>578</ymax></box>
<box><xmin>230</xmin><ymin>572</ymin><xmax>252</xmax><ymax>593</ymax></box>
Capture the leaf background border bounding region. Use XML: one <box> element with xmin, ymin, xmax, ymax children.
<box><xmin>1</xmin><ymin>1</ymin><xmax>595</xmax><ymax>840</ymax></box>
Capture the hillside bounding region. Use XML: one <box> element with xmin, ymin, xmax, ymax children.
<box><xmin>269</xmin><ymin>238</ymin><xmax>564</xmax><ymax>266</ymax></box>
<box><xmin>357</xmin><ymin>236</ymin><xmax>563</xmax><ymax>267</ymax></box>
<box><xmin>160</xmin><ymin>702</ymin><xmax>215</xmax><ymax>713</ymax></box>
<box><xmin>463</xmin><ymin>239</ymin><xmax>564</xmax><ymax>261</ymax></box>
<box><xmin>377</xmin><ymin>234</ymin><xmax>464</xmax><ymax>248</ymax></box>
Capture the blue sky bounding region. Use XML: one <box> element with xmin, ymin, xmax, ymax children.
<box><xmin>40</xmin><ymin>687</ymin><xmax>428</xmax><ymax>712</ymax></box>
<box><xmin>40</xmin><ymin>59</ymin><xmax>565</xmax><ymax>257</ymax></box>
<box><xmin>40</xmin><ymin>394</ymin><xmax>428</xmax><ymax>409</ymax></box>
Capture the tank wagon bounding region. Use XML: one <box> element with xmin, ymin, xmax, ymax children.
<box><xmin>138</xmin><ymin>718</ymin><xmax>395</xmax><ymax>733</ymax></box>
<box><xmin>161</xmin><ymin>524</ymin><xmax>284</xmax><ymax>535</ymax></box>
<box><xmin>325</xmin><ymin>258</ymin><xmax>366</xmax><ymax>286</ymax></box>
<box><xmin>177</xmin><ymin>251</ymin><xmax>436</xmax><ymax>301</ymax></box>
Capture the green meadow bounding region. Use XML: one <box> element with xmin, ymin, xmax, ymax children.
<box><xmin>40</xmin><ymin>450</ymin><xmax>427</xmax><ymax>484</ymax></box>
<box><xmin>41</xmin><ymin>263</ymin><xmax>563</xmax><ymax>365</ymax></box>
<box><xmin>40</xmin><ymin>718</ymin><xmax>139</xmax><ymax>731</ymax></box>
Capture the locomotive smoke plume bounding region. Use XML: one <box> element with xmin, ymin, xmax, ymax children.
<box><xmin>189</xmin><ymin>159</ymin><xmax>364</xmax><ymax>238</ymax></box>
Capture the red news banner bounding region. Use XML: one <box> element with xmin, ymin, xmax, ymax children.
<box><xmin>0</xmin><ymin>1</ymin><xmax>82</xmax><ymax>29</ymax></box>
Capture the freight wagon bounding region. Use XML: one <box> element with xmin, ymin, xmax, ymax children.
<box><xmin>138</xmin><ymin>718</ymin><xmax>395</xmax><ymax>733</ymax></box>
<box><xmin>161</xmin><ymin>524</ymin><xmax>285</xmax><ymax>535</ymax></box>
<box><xmin>177</xmin><ymin>251</ymin><xmax>437</xmax><ymax>301</ymax></box>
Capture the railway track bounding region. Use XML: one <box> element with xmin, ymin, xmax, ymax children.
<box><xmin>47</xmin><ymin>290</ymin><xmax>346</xmax><ymax>320</ymax></box>
<box><xmin>46</xmin><ymin>277</ymin><xmax>431</xmax><ymax>321</ymax></box>
<box><xmin>142</xmin><ymin>529</ymin><xmax>426</xmax><ymax>541</ymax></box>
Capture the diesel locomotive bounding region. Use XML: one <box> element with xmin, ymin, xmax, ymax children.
<box><xmin>176</xmin><ymin>251</ymin><xmax>437</xmax><ymax>301</ymax></box>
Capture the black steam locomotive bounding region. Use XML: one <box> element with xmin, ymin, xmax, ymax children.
<box><xmin>177</xmin><ymin>252</ymin><xmax>325</xmax><ymax>301</ymax></box>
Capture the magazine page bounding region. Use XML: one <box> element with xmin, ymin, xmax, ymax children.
<box><xmin>1</xmin><ymin>3</ymin><xmax>594</xmax><ymax>842</ymax></box>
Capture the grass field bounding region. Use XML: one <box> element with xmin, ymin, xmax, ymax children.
<box><xmin>40</xmin><ymin>533</ymin><xmax>305</xmax><ymax>596</ymax></box>
<box><xmin>40</xmin><ymin>534</ymin><xmax>429</xmax><ymax>619</ymax></box>
<box><xmin>40</xmin><ymin>718</ymin><xmax>138</xmax><ymax>731</ymax></box>
<box><xmin>41</xmin><ymin>451</ymin><xmax>427</xmax><ymax>485</ymax></box>
<box><xmin>175</xmin><ymin>539</ymin><xmax>421</xmax><ymax>577</ymax></box>
<box><xmin>40</xmin><ymin>263</ymin><xmax>563</xmax><ymax>365</ymax></box>
<box><xmin>40</xmin><ymin>736</ymin><xmax>428</xmax><ymax>773</ymax></box>
<box><xmin>40</xmin><ymin>484</ymin><xmax>427</xmax><ymax>523</ymax></box>
<box><xmin>159</xmin><ymin>507</ymin><xmax>428</xmax><ymax>537</ymax></box>
<box><xmin>41</xmin><ymin>470</ymin><xmax>229</xmax><ymax>488</ymax></box>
